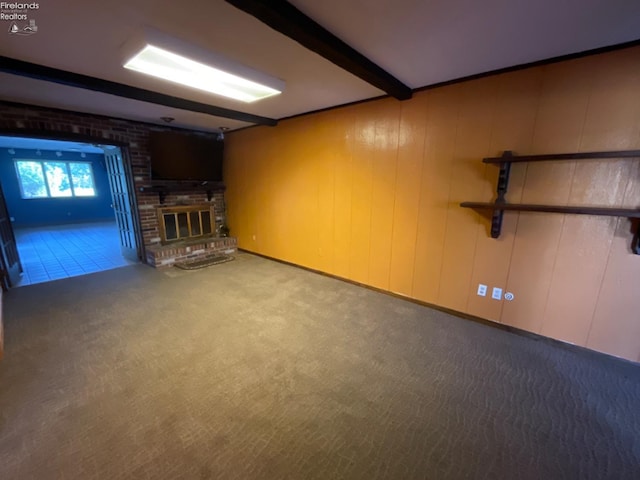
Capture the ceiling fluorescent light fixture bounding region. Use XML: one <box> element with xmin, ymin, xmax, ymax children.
<box><xmin>123</xmin><ymin>30</ymin><xmax>284</xmax><ymax>103</ymax></box>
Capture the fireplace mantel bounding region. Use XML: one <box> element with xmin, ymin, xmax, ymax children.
<box><xmin>139</xmin><ymin>181</ymin><xmax>225</xmax><ymax>204</ymax></box>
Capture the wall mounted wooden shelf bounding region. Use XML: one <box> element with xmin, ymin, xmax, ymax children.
<box><xmin>482</xmin><ymin>150</ymin><xmax>640</xmax><ymax>164</ymax></box>
<box><xmin>460</xmin><ymin>150</ymin><xmax>640</xmax><ymax>254</ymax></box>
<box><xmin>139</xmin><ymin>181</ymin><xmax>226</xmax><ymax>204</ymax></box>
<box><xmin>460</xmin><ymin>202</ymin><xmax>640</xmax><ymax>218</ymax></box>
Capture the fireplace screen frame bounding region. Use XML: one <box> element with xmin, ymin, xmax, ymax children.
<box><xmin>157</xmin><ymin>204</ymin><xmax>216</xmax><ymax>244</ymax></box>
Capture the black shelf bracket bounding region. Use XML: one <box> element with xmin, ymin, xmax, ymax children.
<box><xmin>491</xmin><ymin>150</ymin><xmax>513</xmax><ymax>238</ymax></box>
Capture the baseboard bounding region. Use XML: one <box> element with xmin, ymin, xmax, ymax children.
<box><xmin>237</xmin><ymin>248</ymin><xmax>640</xmax><ymax>371</ymax></box>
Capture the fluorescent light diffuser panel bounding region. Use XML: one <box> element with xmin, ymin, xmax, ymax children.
<box><xmin>123</xmin><ymin>30</ymin><xmax>284</xmax><ymax>103</ymax></box>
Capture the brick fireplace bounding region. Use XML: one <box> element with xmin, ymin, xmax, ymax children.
<box><xmin>0</xmin><ymin>101</ymin><xmax>237</xmax><ymax>269</ymax></box>
<box><xmin>144</xmin><ymin>202</ymin><xmax>238</xmax><ymax>268</ymax></box>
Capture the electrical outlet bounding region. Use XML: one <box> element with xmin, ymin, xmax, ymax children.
<box><xmin>492</xmin><ymin>287</ymin><xmax>503</xmax><ymax>300</ymax></box>
<box><xmin>477</xmin><ymin>284</ymin><xmax>487</xmax><ymax>296</ymax></box>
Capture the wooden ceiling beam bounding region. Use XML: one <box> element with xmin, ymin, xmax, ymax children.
<box><xmin>0</xmin><ymin>56</ymin><xmax>278</xmax><ymax>126</ymax></box>
<box><xmin>225</xmin><ymin>0</ymin><xmax>413</xmax><ymax>100</ymax></box>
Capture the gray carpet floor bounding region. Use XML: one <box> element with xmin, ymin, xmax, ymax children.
<box><xmin>0</xmin><ymin>253</ymin><xmax>638</xmax><ymax>479</ymax></box>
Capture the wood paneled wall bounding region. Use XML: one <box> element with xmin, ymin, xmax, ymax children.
<box><xmin>225</xmin><ymin>47</ymin><xmax>640</xmax><ymax>363</ymax></box>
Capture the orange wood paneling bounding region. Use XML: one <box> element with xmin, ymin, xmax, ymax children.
<box><xmin>291</xmin><ymin>121</ymin><xmax>319</xmax><ymax>264</ymax></box>
<box><xmin>255</xmin><ymin>129</ymin><xmax>279</xmax><ymax>257</ymax></box>
<box><xmin>582</xmin><ymin>49</ymin><xmax>640</xmax><ymax>360</ymax></box>
<box><xmin>348</xmin><ymin>103</ymin><xmax>376</xmax><ymax>284</ymax></box>
<box><xmin>588</xmin><ymin>208</ymin><xmax>640</xmax><ymax>362</ymax></box>
<box><xmin>467</xmin><ymin>68</ymin><xmax>542</xmax><ymax>322</ymax></box>
<box><xmin>580</xmin><ymin>48</ymin><xmax>640</xmax><ymax>152</ymax></box>
<box><xmin>225</xmin><ymin>128</ymin><xmax>256</xmax><ymax>250</ymax></box>
<box><xmin>540</xmin><ymin>217</ymin><xmax>614</xmax><ymax>343</ymax></box>
<box><xmin>539</xmin><ymin>51</ymin><xmax>640</xmax><ymax>347</ymax></box>
<box><xmin>412</xmin><ymin>87</ymin><xmax>459</xmax><ymax>304</ymax></box>
<box><xmin>438</xmin><ymin>78</ymin><xmax>497</xmax><ymax>312</ymax></box>
<box><xmin>501</xmin><ymin>57</ymin><xmax>595</xmax><ymax>335</ymax></box>
<box><xmin>388</xmin><ymin>94</ymin><xmax>428</xmax><ymax>296</ymax></box>
<box><xmin>312</xmin><ymin>112</ymin><xmax>337</xmax><ymax>273</ymax></box>
<box><xmin>332</xmin><ymin>108</ymin><xmax>355</xmax><ymax>279</ymax></box>
<box><xmin>225</xmin><ymin>46</ymin><xmax>640</xmax><ymax>362</ymax></box>
<box><xmin>368</xmin><ymin>99</ymin><xmax>401</xmax><ymax>290</ymax></box>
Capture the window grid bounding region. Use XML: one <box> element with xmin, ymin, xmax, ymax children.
<box><xmin>14</xmin><ymin>159</ymin><xmax>96</xmax><ymax>199</ymax></box>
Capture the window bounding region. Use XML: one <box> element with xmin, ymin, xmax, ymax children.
<box><xmin>15</xmin><ymin>160</ymin><xmax>96</xmax><ymax>199</ymax></box>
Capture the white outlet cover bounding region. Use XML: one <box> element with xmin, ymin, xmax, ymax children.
<box><xmin>477</xmin><ymin>284</ymin><xmax>487</xmax><ymax>296</ymax></box>
<box><xmin>492</xmin><ymin>287</ymin><xmax>503</xmax><ymax>300</ymax></box>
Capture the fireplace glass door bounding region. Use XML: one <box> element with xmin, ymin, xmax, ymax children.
<box><xmin>158</xmin><ymin>205</ymin><xmax>214</xmax><ymax>243</ymax></box>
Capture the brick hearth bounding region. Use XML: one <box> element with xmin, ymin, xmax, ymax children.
<box><xmin>146</xmin><ymin>237</ymin><xmax>237</xmax><ymax>268</ymax></box>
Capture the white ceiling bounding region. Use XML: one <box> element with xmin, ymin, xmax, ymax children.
<box><xmin>1</xmin><ymin>0</ymin><xmax>639</xmax><ymax>132</ymax></box>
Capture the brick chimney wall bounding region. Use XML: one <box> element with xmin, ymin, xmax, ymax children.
<box><xmin>0</xmin><ymin>102</ymin><xmax>231</xmax><ymax>265</ymax></box>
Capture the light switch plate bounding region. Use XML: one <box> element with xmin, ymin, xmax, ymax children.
<box><xmin>477</xmin><ymin>284</ymin><xmax>487</xmax><ymax>296</ymax></box>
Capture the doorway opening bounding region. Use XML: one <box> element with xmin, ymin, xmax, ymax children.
<box><xmin>0</xmin><ymin>136</ymin><xmax>141</xmax><ymax>288</ymax></box>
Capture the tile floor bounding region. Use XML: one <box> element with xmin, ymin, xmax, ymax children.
<box><xmin>14</xmin><ymin>221</ymin><xmax>137</xmax><ymax>287</ymax></box>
